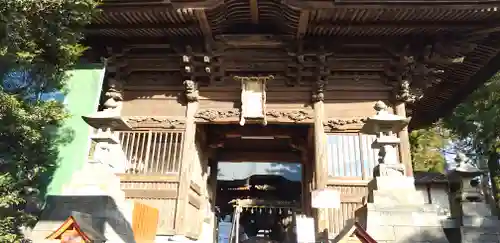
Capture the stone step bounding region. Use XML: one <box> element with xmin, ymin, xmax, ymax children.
<box><xmin>367</xmin><ymin>203</ymin><xmax>444</xmax><ymax>227</ymax></box>
<box><xmin>461</xmin><ymin>227</ymin><xmax>500</xmax><ymax>243</ymax></box>
<box><xmin>367</xmin><ymin>211</ymin><xmax>442</xmax><ymax>227</ymax></box>
<box><xmin>368</xmin><ymin>203</ymin><xmax>440</xmax><ymax>213</ymax></box>
<box><xmin>367</xmin><ymin>225</ymin><xmax>448</xmax><ymax>243</ymax></box>
<box><xmin>462</xmin><ymin>202</ymin><xmax>494</xmax><ymax>217</ymax></box>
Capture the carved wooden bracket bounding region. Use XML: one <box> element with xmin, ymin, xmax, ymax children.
<box><xmin>312</xmin><ymin>79</ymin><xmax>327</xmax><ymax>103</ymax></box>
<box><xmin>323</xmin><ymin>118</ymin><xmax>367</xmax><ymax>131</ymax></box>
<box><xmin>286</xmin><ymin>43</ymin><xmax>333</xmax><ymax>90</ymax></box>
<box><xmin>385</xmin><ymin>41</ymin><xmax>475</xmax><ymax>104</ymax></box>
<box><xmin>102</xmin><ymin>47</ymin><xmax>129</xmax><ymax>114</ymax></box>
<box><xmin>195</xmin><ymin>109</ymin><xmax>314</xmax><ymax>123</ymax></box>
<box><xmin>266</xmin><ymin>110</ymin><xmax>313</xmax><ymax>123</ymax></box>
<box><xmin>181</xmin><ymin>46</ymin><xmax>198</xmax><ymax>102</ymax></box>
<box><xmin>195</xmin><ymin>109</ymin><xmax>241</xmax><ymax>122</ymax></box>
<box><xmin>125</xmin><ymin>116</ymin><xmax>186</xmax><ymax>129</ymax></box>
<box><xmin>103</xmin><ymin>77</ymin><xmax>124</xmax><ymax>115</ymax></box>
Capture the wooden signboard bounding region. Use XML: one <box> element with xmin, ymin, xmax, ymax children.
<box><xmin>295</xmin><ymin>214</ymin><xmax>316</xmax><ymax>243</ymax></box>
<box><xmin>132</xmin><ymin>201</ymin><xmax>159</xmax><ymax>243</ymax></box>
<box><xmin>311</xmin><ymin>189</ymin><xmax>341</xmax><ymax>209</ymax></box>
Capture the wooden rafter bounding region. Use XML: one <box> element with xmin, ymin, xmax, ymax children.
<box><xmin>282</xmin><ymin>0</ymin><xmax>500</xmax><ymax>10</ymax></box>
<box><xmin>86</xmin><ymin>21</ymin><xmax>497</xmax><ymax>37</ymax></box>
<box><xmin>249</xmin><ymin>0</ymin><xmax>259</xmax><ymax>24</ymax></box>
<box><xmin>296</xmin><ymin>10</ymin><xmax>309</xmax><ymax>39</ymax></box>
<box><xmin>195</xmin><ymin>9</ymin><xmax>213</xmax><ymax>39</ymax></box>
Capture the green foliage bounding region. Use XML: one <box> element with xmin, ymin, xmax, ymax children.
<box><xmin>410</xmin><ymin>124</ymin><xmax>450</xmax><ymax>173</ymax></box>
<box><xmin>443</xmin><ymin>74</ymin><xmax>500</xmax><ymax>155</ymax></box>
<box><xmin>443</xmin><ymin>74</ymin><xmax>500</xmax><ymax>205</ymax></box>
<box><xmin>0</xmin><ymin>0</ymin><xmax>98</xmax><ymax>241</ymax></box>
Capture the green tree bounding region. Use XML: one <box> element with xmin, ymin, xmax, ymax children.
<box><xmin>0</xmin><ymin>1</ymin><xmax>98</xmax><ymax>241</ymax></box>
<box><xmin>410</xmin><ymin>124</ymin><xmax>450</xmax><ymax>173</ymax></box>
<box><xmin>443</xmin><ymin>74</ymin><xmax>500</xmax><ymax>204</ymax></box>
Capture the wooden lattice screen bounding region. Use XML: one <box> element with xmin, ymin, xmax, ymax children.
<box><xmin>119</xmin><ymin>130</ymin><xmax>184</xmax><ymax>174</ymax></box>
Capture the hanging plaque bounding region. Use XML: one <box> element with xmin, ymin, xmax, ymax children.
<box><xmin>234</xmin><ymin>75</ymin><xmax>274</xmax><ymax>126</ymax></box>
<box><xmin>311</xmin><ymin>189</ymin><xmax>341</xmax><ymax>209</ymax></box>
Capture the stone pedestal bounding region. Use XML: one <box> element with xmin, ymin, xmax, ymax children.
<box><xmin>461</xmin><ymin>202</ymin><xmax>500</xmax><ymax>243</ymax></box>
<box><xmin>28</xmin><ymin>116</ymin><xmax>135</xmax><ymax>242</ymax></box>
<box><xmin>29</xmin><ymin>161</ymin><xmax>135</xmax><ymax>243</ymax></box>
<box><xmin>361</xmin><ymin>102</ymin><xmax>447</xmax><ymax>242</ymax></box>
<box><xmin>366</xmin><ymin>176</ymin><xmax>448</xmax><ymax>243</ymax></box>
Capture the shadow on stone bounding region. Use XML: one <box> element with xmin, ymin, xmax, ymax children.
<box><xmin>30</xmin><ymin>195</ymin><xmax>135</xmax><ymax>243</ymax></box>
<box><xmin>396</xmin><ymin>227</ymin><xmax>459</xmax><ymax>243</ymax></box>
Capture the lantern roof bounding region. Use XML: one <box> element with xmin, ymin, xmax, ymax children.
<box><xmin>362</xmin><ymin>101</ymin><xmax>410</xmax><ymax>135</ymax></box>
<box><xmin>46</xmin><ymin>211</ymin><xmax>106</xmax><ymax>242</ymax></box>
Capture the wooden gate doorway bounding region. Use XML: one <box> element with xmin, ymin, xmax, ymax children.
<box><xmin>201</xmin><ymin>124</ymin><xmax>313</xmax><ymax>242</ymax></box>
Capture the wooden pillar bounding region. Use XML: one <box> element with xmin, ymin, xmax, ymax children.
<box><xmin>300</xmin><ymin>144</ymin><xmax>313</xmax><ymax>216</ymax></box>
<box><xmin>394</xmin><ymin>102</ymin><xmax>413</xmax><ymax>176</ymax></box>
<box><xmin>175</xmin><ymin>79</ymin><xmax>199</xmax><ymax>235</ymax></box>
<box><xmin>209</xmin><ymin>158</ymin><xmax>219</xmax><ymax>243</ymax></box>
<box><xmin>312</xmin><ymin>80</ymin><xmax>329</xmax><ymax>237</ymax></box>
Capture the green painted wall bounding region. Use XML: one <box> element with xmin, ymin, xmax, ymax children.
<box><xmin>46</xmin><ymin>63</ymin><xmax>105</xmax><ymax>195</ymax></box>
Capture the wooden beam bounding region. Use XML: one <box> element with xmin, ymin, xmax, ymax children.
<box><xmin>210</xmin><ymin>125</ymin><xmax>308</xmax><ymax>138</ymax></box>
<box><xmin>87</xmin><ymin>21</ymin><xmax>490</xmax><ymax>34</ymax></box>
<box><xmin>86</xmin><ymin>22</ymin><xmax>198</xmax><ymax>32</ymax></box>
<box><xmin>310</xmin><ymin>21</ymin><xmax>493</xmax><ymax>30</ymax></box>
<box><xmin>188</xmin><ymin>193</ymin><xmax>202</xmax><ymax>209</ymax></box>
<box><xmin>175</xmin><ymin>100</ymin><xmax>199</xmax><ymax>235</ymax></box>
<box><xmin>249</xmin><ymin>0</ymin><xmax>259</xmax><ymax>24</ymax></box>
<box><xmin>123</xmin><ymin>189</ymin><xmax>178</xmax><ymax>199</ymax></box>
<box><xmin>99</xmin><ymin>0</ymin><xmax>224</xmax><ymax>11</ymax></box>
<box><xmin>195</xmin><ymin>9</ymin><xmax>213</xmax><ymax>39</ymax></box>
<box><xmin>118</xmin><ymin>173</ymin><xmax>179</xmax><ymax>182</ymax></box>
<box><xmin>283</xmin><ymin>0</ymin><xmax>500</xmax><ymax>10</ymax></box>
<box><xmin>82</xmin><ymin>35</ymin><xmax>409</xmax><ymax>48</ymax></box>
<box><xmin>217</xmin><ymin>151</ymin><xmax>301</xmax><ymax>162</ymax></box>
<box><xmin>296</xmin><ymin>10</ymin><xmax>310</xmax><ymax>38</ymax></box>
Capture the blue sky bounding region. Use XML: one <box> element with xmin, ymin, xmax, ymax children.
<box><xmin>218</xmin><ymin>162</ymin><xmax>302</xmax><ymax>181</ymax></box>
<box><xmin>2</xmin><ymin>70</ymin><xmax>65</xmax><ymax>103</ymax></box>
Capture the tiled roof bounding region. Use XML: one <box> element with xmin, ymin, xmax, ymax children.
<box><xmin>413</xmin><ymin>171</ymin><xmax>448</xmax><ymax>184</ymax></box>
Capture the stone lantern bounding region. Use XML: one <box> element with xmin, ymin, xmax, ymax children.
<box><xmin>447</xmin><ymin>153</ymin><xmax>500</xmax><ymax>240</ymax></box>
<box><xmin>448</xmin><ymin>153</ymin><xmax>483</xmax><ymax>202</ymax></box>
<box><xmin>362</xmin><ymin>101</ymin><xmax>410</xmax><ymax>177</ymax></box>
<box><xmin>82</xmin><ymin>112</ymin><xmax>131</xmax><ymax>172</ymax></box>
<box><xmin>364</xmin><ymin>102</ymin><xmax>448</xmax><ymax>243</ymax></box>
